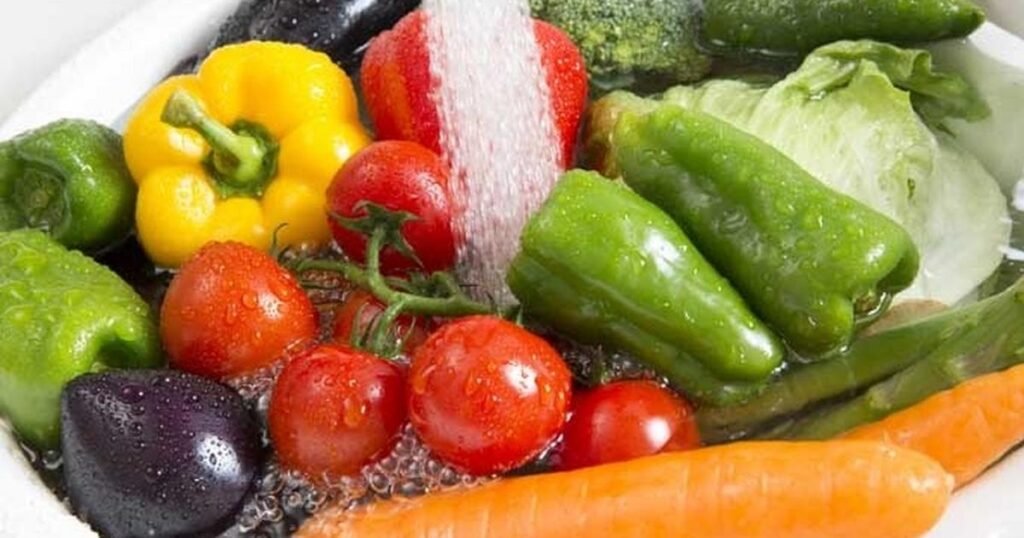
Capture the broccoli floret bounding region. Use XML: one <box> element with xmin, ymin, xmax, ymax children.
<box><xmin>530</xmin><ymin>0</ymin><xmax>712</xmax><ymax>92</ymax></box>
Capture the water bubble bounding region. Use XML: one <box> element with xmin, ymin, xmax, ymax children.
<box><xmin>283</xmin><ymin>491</ymin><xmax>304</xmax><ymax>510</ymax></box>
<box><xmin>220</xmin><ymin>424</ymin><xmax>488</xmax><ymax>535</ymax></box>
<box><xmin>118</xmin><ymin>384</ymin><xmax>147</xmax><ymax>404</ymax></box>
<box><xmin>367</xmin><ymin>470</ymin><xmax>390</xmax><ymax>495</ymax></box>
<box><xmin>42</xmin><ymin>450</ymin><xmax>62</xmax><ymax>471</ymax></box>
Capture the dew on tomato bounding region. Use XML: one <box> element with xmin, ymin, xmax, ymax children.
<box><xmin>160</xmin><ymin>241</ymin><xmax>319</xmax><ymax>379</ymax></box>
<box><xmin>554</xmin><ymin>380</ymin><xmax>701</xmax><ymax>471</ymax></box>
<box><xmin>269</xmin><ymin>344</ymin><xmax>407</xmax><ymax>483</ymax></box>
<box><xmin>325</xmin><ymin>140</ymin><xmax>456</xmax><ymax>275</ymax></box>
<box><xmin>408</xmin><ymin>316</ymin><xmax>572</xmax><ymax>475</ymax></box>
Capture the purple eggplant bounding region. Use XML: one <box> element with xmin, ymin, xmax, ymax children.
<box><xmin>60</xmin><ymin>370</ymin><xmax>262</xmax><ymax>538</ymax></box>
<box><xmin>199</xmin><ymin>0</ymin><xmax>420</xmax><ymax>72</ymax></box>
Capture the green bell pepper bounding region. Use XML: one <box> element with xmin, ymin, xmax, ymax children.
<box><xmin>701</xmin><ymin>0</ymin><xmax>985</xmax><ymax>58</ymax></box>
<box><xmin>507</xmin><ymin>170</ymin><xmax>783</xmax><ymax>406</ymax></box>
<box><xmin>0</xmin><ymin>230</ymin><xmax>162</xmax><ymax>448</ymax></box>
<box><xmin>614</xmin><ymin>106</ymin><xmax>920</xmax><ymax>358</ymax></box>
<box><xmin>0</xmin><ymin>119</ymin><xmax>137</xmax><ymax>254</ymax></box>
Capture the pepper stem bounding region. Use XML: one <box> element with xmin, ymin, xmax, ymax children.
<box><xmin>161</xmin><ymin>90</ymin><xmax>274</xmax><ymax>194</ymax></box>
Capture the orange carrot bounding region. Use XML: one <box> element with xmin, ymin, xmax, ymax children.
<box><xmin>297</xmin><ymin>441</ymin><xmax>951</xmax><ymax>538</ymax></box>
<box><xmin>844</xmin><ymin>363</ymin><xmax>1024</xmax><ymax>488</ymax></box>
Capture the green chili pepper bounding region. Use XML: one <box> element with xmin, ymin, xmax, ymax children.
<box><xmin>507</xmin><ymin>170</ymin><xmax>783</xmax><ymax>406</ymax></box>
<box><xmin>0</xmin><ymin>230</ymin><xmax>162</xmax><ymax>448</ymax></box>
<box><xmin>701</xmin><ymin>0</ymin><xmax>985</xmax><ymax>58</ymax></box>
<box><xmin>614</xmin><ymin>106</ymin><xmax>919</xmax><ymax>358</ymax></box>
<box><xmin>0</xmin><ymin>119</ymin><xmax>137</xmax><ymax>254</ymax></box>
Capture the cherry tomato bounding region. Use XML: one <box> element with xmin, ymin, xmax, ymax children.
<box><xmin>269</xmin><ymin>344</ymin><xmax>406</xmax><ymax>482</ymax></box>
<box><xmin>160</xmin><ymin>242</ymin><xmax>318</xmax><ymax>379</ymax></box>
<box><xmin>555</xmin><ymin>380</ymin><xmax>701</xmax><ymax>471</ymax></box>
<box><xmin>408</xmin><ymin>316</ymin><xmax>572</xmax><ymax>475</ymax></box>
<box><xmin>326</xmin><ymin>141</ymin><xmax>455</xmax><ymax>275</ymax></box>
<box><xmin>331</xmin><ymin>290</ymin><xmax>433</xmax><ymax>354</ymax></box>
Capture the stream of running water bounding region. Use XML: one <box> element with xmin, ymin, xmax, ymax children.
<box><xmin>423</xmin><ymin>0</ymin><xmax>563</xmax><ymax>303</ymax></box>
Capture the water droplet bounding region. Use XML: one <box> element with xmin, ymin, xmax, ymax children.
<box><xmin>223</xmin><ymin>303</ymin><xmax>239</xmax><ymax>326</ymax></box>
<box><xmin>279</xmin><ymin>16</ymin><xmax>299</xmax><ymax>30</ymax></box>
<box><xmin>342</xmin><ymin>397</ymin><xmax>366</xmax><ymax>428</ymax></box>
<box><xmin>42</xmin><ymin>450</ymin><xmax>62</xmax><ymax>471</ymax></box>
<box><xmin>242</xmin><ymin>292</ymin><xmax>259</xmax><ymax>309</ymax></box>
<box><xmin>118</xmin><ymin>384</ymin><xmax>146</xmax><ymax>403</ymax></box>
<box><xmin>463</xmin><ymin>375</ymin><xmax>484</xmax><ymax>396</ymax></box>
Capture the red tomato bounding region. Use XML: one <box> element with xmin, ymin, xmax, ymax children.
<box><xmin>326</xmin><ymin>140</ymin><xmax>455</xmax><ymax>275</ymax></box>
<box><xmin>269</xmin><ymin>344</ymin><xmax>407</xmax><ymax>482</ymax></box>
<box><xmin>408</xmin><ymin>316</ymin><xmax>572</xmax><ymax>475</ymax></box>
<box><xmin>160</xmin><ymin>242</ymin><xmax>318</xmax><ymax>379</ymax></box>
<box><xmin>361</xmin><ymin>11</ymin><xmax>588</xmax><ymax>168</ymax></box>
<box><xmin>555</xmin><ymin>380</ymin><xmax>701</xmax><ymax>471</ymax></box>
<box><xmin>331</xmin><ymin>290</ymin><xmax>432</xmax><ymax>354</ymax></box>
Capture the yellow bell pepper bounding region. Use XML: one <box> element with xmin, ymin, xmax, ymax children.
<box><xmin>123</xmin><ymin>41</ymin><xmax>371</xmax><ymax>267</ymax></box>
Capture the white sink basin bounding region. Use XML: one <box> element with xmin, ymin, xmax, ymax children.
<box><xmin>0</xmin><ymin>1</ymin><xmax>1022</xmax><ymax>536</ymax></box>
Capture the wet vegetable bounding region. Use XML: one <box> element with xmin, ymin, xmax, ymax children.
<box><xmin>408</xmin><ymin>316</ymin><xmax>572</xmax><ymax>475</ymax></box>
<box><xmin>61</xmin><ymin>370</ymin><xmax>261</xmax><ymax>538</ymax></box>
<box><xmin>361</xmin><ymin>10</ymin><xmax>588</xmax><ymax>167</ymax></box>
<box><xmin>702</xmin><ymin>0</ymin><xmax>985</xmax><ymax>58</ymax></box>
<box><xmin>124</xmin><ymin>41</ymin><xmax>370</xmax><ymax>267</ymax></box>
<box><xmin>843</xmin><ymin>363</ymin><xmax>1024</xmax><ymax>489</ymax></box>
<box><xmin>0</xmin><ymin>119</ymin><xmax>136</xmax><ymax>254</ymax></box>
<box><xmin>208</xmin><ymin>0</ymin><xmax>421</xmax><ymax>71</ymax></box>
<box><xmin>587</xmin><ymin>41</ymin><xmax>1004</xmax><ymax>306</ymax></box>
<box><xmin>331</xmin><ymin>290</ymin><xmax>433</xmax><ymax>355</ymax></box>
<box><xmin>698</xmin><ymin>278</ymin><xmax>1024</xmax><ymax>443</ymax></box>
<box><xmin>507</xmin><ymin>171</ymin><xmax>782</xmax><ymax>405</ymax></box>
<box><xmin>269</xmin><ymin>344</ymin><xmax>407</xmax><ymax>482</ymax></box>
<box><xmin>770</xmin><ymin>279</ymin><xmax>1024</xmax><ymax>440</ymax></box>
<box><xmin>613</xmin><ymin>106</ymin><xmax>920</xmax><ymax>358</ymax></box>
<box><xmin>298</xmin><ymin>441</ymin><xmax>952</xmax><ymax>538</ymax></box>
<box><xmin>555</xmin><ymin>380</ymin><xmax>700</xmax><ymax>471</ymax></box>
<box><xmin>0</xmin><ymin>230</ymin><xmax>161</xmax><ymax>449</ymax></box>
<box><xmin>529</xmin><ymin>0</ymin><xmax>711</xmax><ymax>92</ymax></box>
<box><xmin>326</xmin><ymin>140</ymin><xmax>456</xmax><ymax>275</ymax></box>
<box><xmin>160</xmin><ymin>241</ymin><xmax>319</xmax><ymax>379</ymax></box>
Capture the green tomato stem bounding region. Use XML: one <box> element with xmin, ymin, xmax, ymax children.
<box><xmin>289</xmin><ymin>228</ymin><xmax>498</xmax><ymax>319</ymax></box>
<box><xmin>362</xmin><ymin>227</ymin><xmax>494</xmax><ymax>317</ymax></box>
<box><xmin>368</xmin><ymin>299</ymin><xmax>408</xmax><ymax>357</ymax></box>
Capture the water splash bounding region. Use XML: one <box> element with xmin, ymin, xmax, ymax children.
<box><xmin>227</xmin><ymin>425</ymin><xmax>488</xmax><ymax>537</ymax></box>
<box><xmin>225</xmin><ymin>354</ymin><xmax>486</xmax><ymax>537</ymax></box>
<box><xmin>423</xmin><ymin>0</ymin><xmax>563</xmax><ymax>303</ymax></box>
